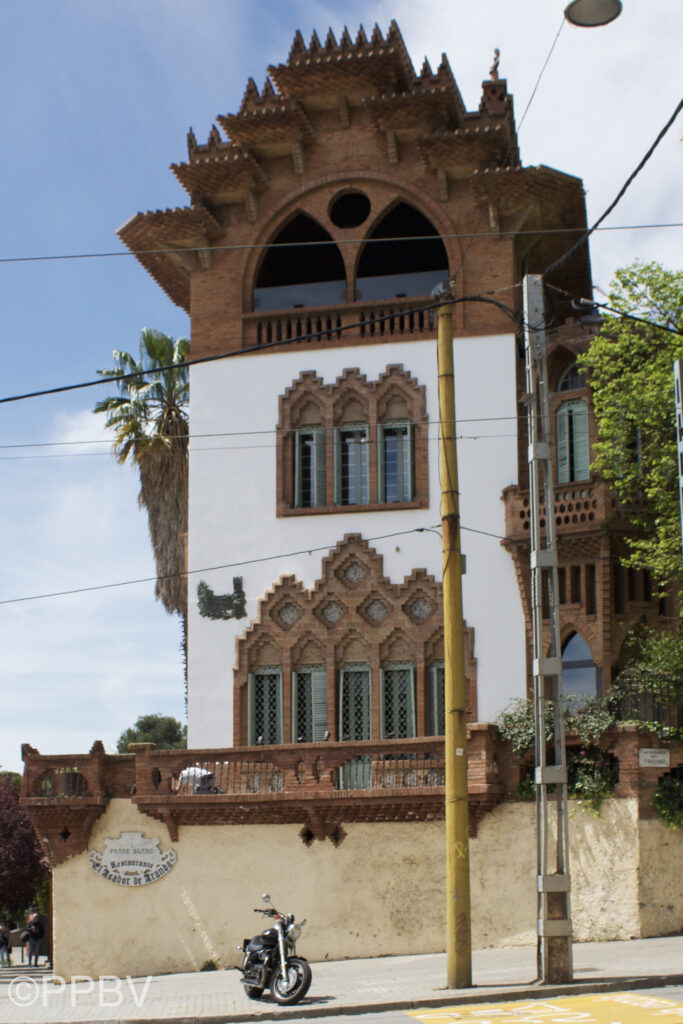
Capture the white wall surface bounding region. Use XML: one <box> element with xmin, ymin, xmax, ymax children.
<box><xmin>187</xmin><ymin>336</ymin><xmax>525</xmax><ymax>748</ymax></box>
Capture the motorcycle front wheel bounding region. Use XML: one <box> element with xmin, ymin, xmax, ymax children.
<box><xmin>270</xmin><ymin>956</ymin><xmax>312</xmax><ymax>1005</ymax></box>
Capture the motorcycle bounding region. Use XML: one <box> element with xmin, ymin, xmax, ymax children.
<box><xmin>237</xmin><ymin>894</ymin><xmax>311</xmax><ymax>1005</ymax></box>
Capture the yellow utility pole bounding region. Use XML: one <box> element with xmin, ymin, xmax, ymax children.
<box><xmin>437</xmin><ymin>288</ymin><xmax>472</xmax><ymax>989</ymax></box>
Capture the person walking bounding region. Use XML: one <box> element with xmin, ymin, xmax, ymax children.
<box><xmin>26</xmin><ymin>912</ymin><xmax>43</xmax><ymax>967</ymax></box>
<box><xmin>0</xmin><ymin>922</ymin><xmax>11</xmax><ymax>966</ymax></box>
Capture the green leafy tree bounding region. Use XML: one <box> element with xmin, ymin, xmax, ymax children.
<box><xmin>117</xmin><ymin>713</ymin><xmax>187</xmax><ymax>753</ymax></box>
<box><xmin>0</xmin><ymin>778</ymin><xmax>49</xmax><ymax>922</ymax></box>
<box><xmin>578</xmin><ymin>261</ymin><xmax>683</xmax><ymax>590</ymax></box>
<box><xmin>94</xmin><ymin>329</ymin><xmax>189</xmax><ymax>619</ymax></box>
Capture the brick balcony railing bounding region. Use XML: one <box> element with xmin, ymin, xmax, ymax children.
<box><xmin>242</xmin><ymin>296</ymin><xmax>437</xmax><ymax>350</ymax></box>
<box><xmin>21</xmin><ymin>726</ymin><xmax>681</xmax><ymax>865</ymax></box>
<box><xmin>502</xmin><ymin>478</ymin><xmax>647</xmax><ymax>543</ymax></box>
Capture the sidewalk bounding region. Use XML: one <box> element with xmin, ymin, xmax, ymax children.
<box><xmin>1</xmin><ymin>935</ymin><xmax>681</xmax><ymax>1024</ymax></box>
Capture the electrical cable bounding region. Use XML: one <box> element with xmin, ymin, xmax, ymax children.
<box><xmin>517</xmin><ymin>19</ymin><xmax>565</xmax><ymax>134</ymax></box>
<box><xmin>0</xmin><ymin>520</ymin><xmax>502</xmax><ymax>607</ymax></box>
<box><xmin>0</xmin><ymin>293</ymin><xmax>535</xmax><ymax>408</ymax></box>
<box><xmin>543</xmin><ymin>97</ymin><xmax>683</xmax><ymax>281</ymax></box>
<box><xmin>0</xmin><ymin>222</ymin><xmax>680</xmax><ymax>267</ymax></box>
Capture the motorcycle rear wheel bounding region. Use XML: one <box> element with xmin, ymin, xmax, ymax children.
<box><xmin>244</xmin><ymin>985</ymin><xmax>264</xmax><ymax>1000</ymax></box>
<box><xmin>270</xmin><ymin>956</ymin><xmax>312</xmax><ymax>1005</ymax></box>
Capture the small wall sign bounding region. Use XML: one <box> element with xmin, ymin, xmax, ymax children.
<box><xmin>88</xmin><ymin>831</ymin><xmax>177</xmax><ymax>886</ymax></box>
<box><xmin>638</xmin><ymin>749</ymin><xmax>670</xmax><ymax>769</ymax></box>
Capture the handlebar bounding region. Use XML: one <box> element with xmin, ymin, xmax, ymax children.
<box><xmin>253</xmin><ymin>907</ymin><xmax>277</xmax><ymax>916</ymax></box>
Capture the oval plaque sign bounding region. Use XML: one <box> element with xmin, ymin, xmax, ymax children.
<box><xmin>88</xmin><ymin>831</ymin><xmax>177</xmax><ymax>886</ymax></box>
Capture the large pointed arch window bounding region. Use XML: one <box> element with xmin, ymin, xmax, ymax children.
<box><xmin>254</xmin><ymin>214</ymin><xmax>346</xmax><ymax>311</ymax></box>
<box><xmin>556</xmin><ymin>399</ymin><xmax>589</xmax><ymax>483</ymax></box>
<box><xmin>356</xmin><ymin>203</ymin><xmax>448</xmax><ymax>302</ymax></box>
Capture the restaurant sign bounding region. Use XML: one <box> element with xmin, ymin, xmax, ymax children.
<box><xmin>88</xmin><ymin>832</ymin><xmax>177</xmax><ymax>886</ymax></box>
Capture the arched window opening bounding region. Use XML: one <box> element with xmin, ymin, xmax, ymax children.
<box><xmin>562</xmin><ymin>633</ymin><xmax>600</xmax><ymax>705</ymax></box>
<box><xmin>356</xmin><ymin>203</ymin><xmax>448</xmax><ymax>302</ymax></box>
<box><xmin>557</xmin><ymin>399</ymin><xmax>589</xmax><ymax>483</ymax></box>
<box><xmin>254</xmin><ymin>214</ymin><xmax>346</xmax><ymax>311</ymax></box>
<box><xmin>558</xmin><ymin>362</ymin><xmax>586</xmax><ymax>391</ymax></box>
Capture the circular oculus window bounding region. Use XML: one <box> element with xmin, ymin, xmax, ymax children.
<box><xmin>329</xmin><ymin>190</ymin><xmax>371</xmax><ymax>229</ymax></box>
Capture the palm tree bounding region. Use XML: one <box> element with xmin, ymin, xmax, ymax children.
<box><xmin>94</xmin><ymin>329</ymin><xmax>189</xmax><ymax>621</ymax></box>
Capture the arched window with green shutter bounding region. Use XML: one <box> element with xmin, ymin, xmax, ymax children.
<box><xmin>378</xmin><ymin>422</ymin><xmax>413</xmax><ymax>503</ymax></box>
<box><xmin>557</xmin><ymin>399</ymin><xmax>589</xmax><ymax>483</ymax></box>
<box><xmin>425</xmin><ymin>660</ymin><xmax>445</xmax><ymax>735</ymax></box>
<box><xmin>294</xmin><ymin>427</ymin><xmax>326</xmax><ymax>508</ymax></box>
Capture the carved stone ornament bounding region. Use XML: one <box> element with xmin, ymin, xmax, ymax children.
<box><xmin>365</xmin><ymin>598</ymin><xmax>388</xmax><ymax>624</ymax></box>
<box><xmin>344</xmin><ymin>562</ymin><xmax>366</xmax><ymax>585</ymax></box>
<box><xmin>409</xmin><ymin>597</ymin><xmax>433</xmax><ymax>621</ymax></box>
<box><xmin>197</xmin><ymin>577</ymin><xmax>247</xmax><ymax>620</ymax></box>
<box><xmin>278</xmin><ymin>602</ymin><xmax>301</xmax><ymax>627</ymax></box>
<box><xmin>321</xmin><ymin>600</ymin><xmax>344</xmax><ymax>624</ymax></box>
<box><xmin>88</xmin><ymin>832</ymin><xmax>177</xmax><ymax>887</ymax></box>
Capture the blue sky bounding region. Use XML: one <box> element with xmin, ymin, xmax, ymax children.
<box><xmin>1</xmin><ymin>0</ymin><xmax>681</xmax><ymax>773</ymax></box>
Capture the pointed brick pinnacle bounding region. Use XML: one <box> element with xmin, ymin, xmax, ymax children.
<box><xmin>289</xmin><ymin>29</ymin><xmax>306</xmax><ymax>61</ymax></box>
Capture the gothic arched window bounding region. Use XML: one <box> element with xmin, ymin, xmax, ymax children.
<box><xmin>254</xmin><ymin>213</ymin><xmax>346</xmax><ymax>311</ymax></box>
<box><xmin>562</xmin><ymin>633</ymin><xmax>600</xmax><ymax>704</ymax></box>
<box><xmin>356</xmin><ymin>202</ymin><xmax>448</xmax><ymax>302</ymax></box>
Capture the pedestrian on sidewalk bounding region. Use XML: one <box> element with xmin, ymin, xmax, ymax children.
<box><xmin>0</xmin><ymin>922</ymin><xmax>11</xmax><ymax>966</ymax></box>
<box><xmin>26</xmin><ymin>911</ymin><xmax>43</xmax><ymax>966</ymax></box>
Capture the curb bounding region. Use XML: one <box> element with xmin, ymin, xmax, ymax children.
<box><xmin>10</xmin><ymin>971</ymin><xmax>683</xmax><ymax>1024</ymax></box>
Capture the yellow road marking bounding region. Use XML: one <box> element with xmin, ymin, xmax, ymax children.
<box><xmin>406</xmin><ymin>991</ymin><xmax>683</xmax><ymax>1023</ymax></box>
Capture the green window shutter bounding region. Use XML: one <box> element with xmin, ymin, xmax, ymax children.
<box><xmin>404</xmin><ymin>423</ymin><xmax>414</xmax><ymax>501</ymax></box>
<box><xmin>426</xmin><ymin>661</ymin><xmax>445</xmax><ymax>736</ymax></box>
<box><xmin>313</xmin><ymin>429</ymin><xmax>326</xmax><ymax>507</ymax></box>
<box><xmin>556</xmin><ymin>404</ymin><xmax>570</xmax><ymax>484</ymax></box>
<box><xmin>377</xmin><ymin>426</ymin><xmax>385</xmax><ymax>503</ymax></box>
<box><xmin>571</xmin><ymin>401</ymin><xmax>590</xmax><ymax>481</ymax></box>
<box><xmin>294</xmin><ymin>433</ymin><xmax>302</xmax><ymax>507</ymax></box>
<box><xmin>310</xmin><ymin>667</ymin><xmax>328</xmax><ymax>740</ymax></box>
<box><xmin>248</xmin><ymin>672</ymin><xmax>255</xmax><ymax>745</ymax></box>
<box><xmin>333</xmin><ymin>428</ymin><xmax>342</xmax><ymax>505</ymax></box>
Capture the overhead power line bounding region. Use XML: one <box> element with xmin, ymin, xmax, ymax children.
<box><xmin>0</xmin><ymin>521</ymin><xmax>503</xmax><ymax>607</ymax></box>
<box><xmin>0</xmin><ymin>222</ymin><xmax>680</xmax><ymax>267</ymax></box>
<box><xmin>0</xmin><ymin>294</ymin><xmax>530</xmax><ymax>407</ymax></box>
<box><xmin>543</xmin><ymin>97</ymin><xmax>683</xmax><ymax>281</ymax></box>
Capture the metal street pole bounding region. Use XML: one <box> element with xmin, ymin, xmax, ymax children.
<box><xmin>673</xmin><ymin>360</ymin><xmax>683</xmax><ymax>569</ymax></box>
<box><xmin>523</xmin><ymin>274</ymin><xmax>573</xmax><ymax>984</ymax></box>
<box><xmin>436</xmin><ymin>285</ymin><xmax>472</xmax><ymax>989</ymax></box>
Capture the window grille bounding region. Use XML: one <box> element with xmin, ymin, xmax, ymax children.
<box><xmin>557</xmin><ymin>400</ymin><xmax>589</xmax><ymax>483</ymax></box>
<box><xmin>294</xmin><ymin>428</ymin><xmax>326</xmax><ymax>508</ymax></box>
<box><xmin>292</xmin><ymin>665</ymin><xmax>327</xmax><ymax>742</ymax></box>
<box><xmin>378</xmin><ymin>422</ymin><xmax>413</xmax><ymax>502</ymax></box>
<box><xmin>426</xmin><ymin>661</ymin><xmax>445</xmax><ymax>736</ymax></box>
<box><xmin>248</xmin><ymin>667</ymin><xmax>283</xmax><ymax>745</ymax></box>
<box><xmin>338</xmin><ymin>663</ymin><xmax>371</xmax><ymax>740</ymax></box>
<box><xmin>381</xmin><ymin>662</ymin><xmax>416</xmax><ymax>738</ymax></box>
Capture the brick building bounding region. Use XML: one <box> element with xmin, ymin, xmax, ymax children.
<box><xmin>20</xmin><ymin>23</ymin><xmax>683</xmax><ymax>976</ymax></box>
<box><xmin>115</xmin><ymin>20</ymin><xmax>672</xmax><ymax>747</ymax></box>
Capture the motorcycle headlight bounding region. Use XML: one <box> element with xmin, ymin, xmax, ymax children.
<box><xmin>287</xmin><ymin>922</ymin><xmax>302</xmax><ymax>942</ymax></box>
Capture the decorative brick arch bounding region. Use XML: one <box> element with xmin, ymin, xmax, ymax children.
<box><xmin>233</xmin><ymin>534</ymin><xmax>477</xmax><ymax>744</ymax></box>
<box><xmin>276</xmin><ymin>363</ymin><xmax>429</xmax><ymax>516</ymax></box>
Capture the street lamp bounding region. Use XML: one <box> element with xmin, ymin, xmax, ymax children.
<box><xmin>564</xmin><ymin>0</ymin><xmax>622</xmax><ymax>26</ymax></box>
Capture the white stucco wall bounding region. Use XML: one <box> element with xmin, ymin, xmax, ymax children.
<box><xmin>52</xmin><ymin>797</ymin><xmax>671</xmax><ymax>979</ymax></box>
<box><xmin>187</xmin><ymin>336</ymin><xmax>524</xmax><ymax>748</ymax></box>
